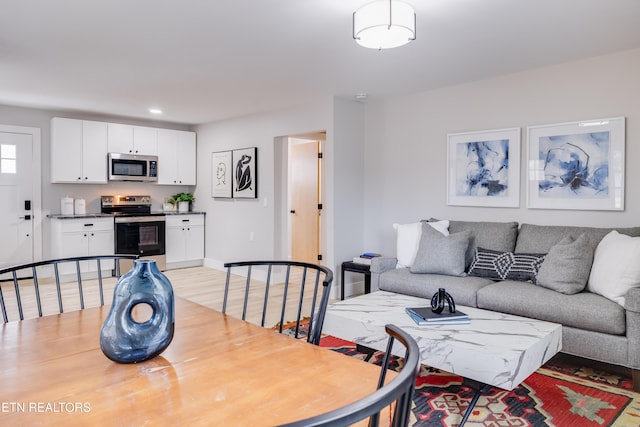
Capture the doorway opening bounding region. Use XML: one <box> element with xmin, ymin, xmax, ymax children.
<box><xmin>275</xmin><ymin>131</ymin><xmax>325</xmax><ymax>265</ymax></box>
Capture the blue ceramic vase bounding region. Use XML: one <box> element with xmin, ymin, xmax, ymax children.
<box><xmin>100</xmin><ymin>259</ymin><xmax>175</xmax><ymax>363</ymax></box>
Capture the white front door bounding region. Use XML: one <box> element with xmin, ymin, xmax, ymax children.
<box><xmin>0</xmin><ymin>125</ymin><xmax>41</xmax><ymax>269</ymax></box>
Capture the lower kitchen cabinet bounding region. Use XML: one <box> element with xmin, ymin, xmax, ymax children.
<box><xmin>165</xmin><ymin>214</ymin><xmax>204</xmax><ymax>268</ymax></box>
<box><xmin>51</xmin><ymin>217</ymin><xmax>115</xmax><ymax>276</ymax></box>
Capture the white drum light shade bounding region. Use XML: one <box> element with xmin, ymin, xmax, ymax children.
<box><xmin>353</xmin><ymin>0</ymin><xmax>416</xmax><ymax>49</ymax></box>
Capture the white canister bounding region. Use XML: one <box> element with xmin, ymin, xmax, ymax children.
<box><xmin>74</xmin><ymin>198</ymin><xmax>86</xmax><ymax>215</ymax></box>
<box><xmin>61</xmin><ymin>197</ymin><xmax>74</xmax><ymax>215</ymax></box>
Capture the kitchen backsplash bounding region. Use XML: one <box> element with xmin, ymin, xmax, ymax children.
<box><xmin>46</xmin><ymin>182</ymin><xmax>195</xmax><ymax>215</ymax></box>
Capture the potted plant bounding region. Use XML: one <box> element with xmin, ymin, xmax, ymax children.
<box><xmin>173</xmin><ymin>192</ymin><xmax>195</xmax><ymax>212</ymax></box>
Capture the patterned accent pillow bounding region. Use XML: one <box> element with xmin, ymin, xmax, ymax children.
<box><xmin>468</xmin><ymin>247</ymin><xmax>546</xmax><ymax>283</ymax></box>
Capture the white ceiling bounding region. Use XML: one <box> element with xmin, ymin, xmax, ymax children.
<box><xmin>2</xmin><ymin>0</ymin><xmax>640</xmax><ymax>125</ymax></box>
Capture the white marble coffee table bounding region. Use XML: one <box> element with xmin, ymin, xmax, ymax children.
<box><xmin>324</xmin><ymin>291</ymin><xmax>562</xmax><ymax>391</ymax></box>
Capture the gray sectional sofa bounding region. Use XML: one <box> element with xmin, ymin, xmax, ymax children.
<box><xmin>369</xmin><ymin>220</ymin><xmax>640</xmax><ymax>390</ymax></box>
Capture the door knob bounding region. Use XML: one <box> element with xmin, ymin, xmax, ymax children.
<box><xmin>290</xmin><ymin>210</ymin><xmax>296</xmax><ymax>214</ymax></box>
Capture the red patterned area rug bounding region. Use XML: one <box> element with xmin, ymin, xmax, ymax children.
<box><xmin>320</xmin><ymin>336</ymin><xmax>640</xmax><ymax>427</ymax></box>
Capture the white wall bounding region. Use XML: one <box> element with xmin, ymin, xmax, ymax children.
<box><xmin>195</xmin><ymin>96</ymin><xmax>366</xmax><ymax>298</ymax></box>
<box><xmin>363</xmin><ymin>48</ymin><xmax>640</xmax><ymax>256</ymax></box>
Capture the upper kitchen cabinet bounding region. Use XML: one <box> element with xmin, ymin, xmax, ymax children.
<box><xmin>51</xmin><ymin>118</ymin><xmax>108</xmax><ymax>183</ymax></box>
<box><xmin>157</xmin><ymin>129</ymin><xmax>196</xmax><ymax>185</ymax></box>
<box><xmin>107</xmin><ymin>124</ymin><xmax>157</xmax><ymax>155</ymax></box>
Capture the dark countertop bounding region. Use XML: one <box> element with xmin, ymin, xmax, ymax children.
<box><xmin>48</xmin><ymin>211</ymin><xmax>205</xmax><ymax>219</ymax></box>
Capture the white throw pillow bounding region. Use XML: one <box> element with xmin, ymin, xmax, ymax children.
<box><xmin>393</xmin><ymin>220</ymin><xmax>449</xmax><ymax>268</ymax></box>
<box><xmin>587</xmin><ymin>230</ymin><xmax>640</xmax><ymax>306</ymax></box>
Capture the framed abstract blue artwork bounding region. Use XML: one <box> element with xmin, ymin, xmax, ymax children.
<box><xmin>527</xmin><ymin>117</ymin><xmax>625</xmax><ymax>211</ymax></box>
<box><xmin>447</xmin><ymin>128</ymin><xmax>521</xmax><ymax>207</ymax></box>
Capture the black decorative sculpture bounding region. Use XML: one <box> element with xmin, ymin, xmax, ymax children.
<box><xmin>431</xmin><ymin>288</ymin><xmax>456</xmax><ymax>314</ymax></box>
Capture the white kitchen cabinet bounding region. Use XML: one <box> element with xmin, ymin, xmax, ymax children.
<box><xmin>165</xmin><ymin>214</ymin><xmax>204</xmax><ymax>268</ymax></box>
<box><xmin>51</xmin><ymin>217</ymin><xmax>115</xmax><ymax>275</ymax></box>
<box><xmin>50</xmin><ymin>118</ymin><xmax>108</xmax><ymax>183</ymax></box>
<box><xmin>107</xmin><ymin>124</ymin><xmax>157</xmax><ymax>155</ymax></box>
<box><xmin>157</xmin><ymin>129</ymin><xmax>196</xmax><ymax>185</ymax></box>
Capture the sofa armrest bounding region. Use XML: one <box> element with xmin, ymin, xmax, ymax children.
<box><xmin>369</xmin><ymin>257</ymin><xmax>397</xmax><ymax>293</ymax></box>
<box><xmin>626</xmin><ymin>287</ymin><xmax>640</xmax><ymax>369</ymax></box>
<box><xmin>626</xmin><ymin>287</ymin><xmax>640</xmax><ymax>313</ymax></box>
<box><xmin>370</xmin><ymin>256</ymin><xmax>397</xmax><ymax>274</ymax></box>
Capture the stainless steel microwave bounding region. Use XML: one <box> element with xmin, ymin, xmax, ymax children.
<box><xmin>108</xmin><ymin>153</ymin><xmax>158</xmax><ymax>182</ymax></box>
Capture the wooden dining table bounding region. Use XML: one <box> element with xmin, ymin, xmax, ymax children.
<box><xmin>0</xmin><ymin>297</ymin><xmax>386</xmax><ymax>426</ymax></box>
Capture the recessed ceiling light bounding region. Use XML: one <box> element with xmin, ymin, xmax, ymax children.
<box><xmin>149</xmin><ymin>108</ymin><xmax>163</xmax><ymax>115</ymax></box>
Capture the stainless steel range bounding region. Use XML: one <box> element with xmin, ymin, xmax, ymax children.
<box><xmin>101</xmin><ymin>195</ymin><xmax>166</xmax><ymax>270</ymax></box>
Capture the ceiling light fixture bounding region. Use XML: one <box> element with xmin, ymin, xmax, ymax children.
<box><xmin>149</xmin><ymin>108</ymin><xmax>163</xmax><ymax>115</ymax></box>
<box><xmin>353</xmin><ymin>0</ymin><xmax>416</xmax><ymax>50</ymax></box>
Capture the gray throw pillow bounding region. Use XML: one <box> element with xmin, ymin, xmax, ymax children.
<box><xmin>537</xmin><ymin>233</ymin><xmax>594</xmax><ymax>294</ymax></box>
<box><xmin>409</xmin><ymin>223</ymin><xmax>471</xmax><ymax>276</ymax></box>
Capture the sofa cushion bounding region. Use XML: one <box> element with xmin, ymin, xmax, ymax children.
<box><xmin>379</xmin><ymin>268</ymin><xmax>493</xmax><ymax>307</ymax></box>
<box><xmin>393</xmin><ymin>220</ymin><xmax>449</xmax><ymax>268</ymax></box>
<box><xmin>477</xmin><ymin>280</ymin><xmax>626</xmax><ymax>335</ymax></box>
<box><xmin>447</xmin><ymin>220</ymin><xmax>519</xmax><ymax>266</ymax></box>
<box><xmin>588</xmin><ymin>231</ymin><xmax>640</xmax><ymax>306</ymax></box>
<box><xmin>409</xmin><ymin>224</ymin><xmax>471</xmax><ymax>276</ymax></box>
<box><xmin>467</xmin><ymin>248</ymin><xmax>546</xmax><ymax>283</ymax></box>
<box><xmin>515</xmin><ymin>223</ymin><xmax>640</xmax><ymax>253</ymax></box>
<box><xmin>536</xmin><ymin>233</ymin><xmax>595</xmax><ymax>294</ymax></box>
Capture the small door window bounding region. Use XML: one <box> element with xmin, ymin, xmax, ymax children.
<box><xmin>0</xmin><ymin>144</ymin><xmax>17</xmax><ymax>174</ymax></box>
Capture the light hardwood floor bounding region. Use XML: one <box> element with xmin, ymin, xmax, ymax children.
<box><xmin>1</xmin><ymin>265</ymin><xmax>330</xmax><ymax>328</ymax></box>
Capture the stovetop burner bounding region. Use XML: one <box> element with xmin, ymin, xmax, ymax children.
<box><xmin>101</xmin><ymin>195</ymin><xmax>152</xmax><ymax>215</ymax></box>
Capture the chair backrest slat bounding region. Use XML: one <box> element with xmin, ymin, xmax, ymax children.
<box><xmin>0</xmin><ymin>285</ymin><xmax>7</xmax><ymax>323</ymax></box>
<box><xmin>54</xmin><ymin>262</ymin><xmax>63</xmax><ymax>313</ymax></box>
<box><xmin>12</xmin><ymin>271</ymin><xmax>24</xmax><ymax>320</ymax></box>
<box><xmin>242</xmin><ymin>265</ymin><xmax>252</xmax><ymax>321</ymax></box>
<box><xmin>96</xmin><ymin>258</ymin><xmax>104</xmax><ymax>306</ymax></box>
<box><xmin>223</xmin><ymin>260</ymin><xmax>333</xmax><ymax>345</ymax></box>
<box><xmin>261</xmin><ymin>265</ymin><xmax>272</xmax><ymax>327</ymax></box>
<box><xmin>32</xmin><ymin>266</ymin><xmax>43</xmax><ymax>318</ymax></box>
<box><xmin>75</xmin><ymin>260</ymin><xmax>84</xmax><ymax>310</ymax></box>
<box><xmin>307</xmin><ymin>270</ymin><xmax>321</xmax><ymax>342</ymax></box>
<box><xmin>278</xmin><ymin>265</ymin><xmax>292</xmax><ymax>333</ymax></box>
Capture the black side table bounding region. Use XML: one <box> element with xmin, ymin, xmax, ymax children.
<box><xmin>341</xmin><ymin>261</ymin><xmax>371</xmax><ymax>300</ymax></box>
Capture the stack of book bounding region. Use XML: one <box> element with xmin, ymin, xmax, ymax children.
<box><xmin>352</xmin><ymin>253</ymin><xmax>381</xmax><ymax>265</ymax></box>
<box><xmin>405</xmin><ymin>306</ymin><xmax>470</xmax><ymax>325</ymax></box>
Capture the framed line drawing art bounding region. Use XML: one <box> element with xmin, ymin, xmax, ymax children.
<box><xmin>232</xmin><ymin>147</ymin><xmax>257</xmax><ymax>199</ymax></box>
<box><xmin>211</xmin><ymin>151</ymin><xmax>232</xmax><ymax>198</ymax></box>
<box><xmin>527</xmin><ymin>117</ymin><xmax>625</xmax><ymax>211</ymax></box>
<box><xmin>447</xmin><ymin>127</ymin><xmax>520</xmax><ymax>207</ymax></box>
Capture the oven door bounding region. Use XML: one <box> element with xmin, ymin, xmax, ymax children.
<box><xmin>115</xmin><ymin>217</ymin><xmax>165</xmax><ymax>256</ymax></box>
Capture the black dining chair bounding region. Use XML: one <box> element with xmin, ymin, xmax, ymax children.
<box><xmin>277</xmin><ymin>324</ymin><xmax>420</xmax><ymax>427</ymax></box>
<box><xmin>0</xmin><ymin>255</ymin><xmax>138</xmax><ymax>323</ymax></box>
<box><xmin>222</xmin><ymin>260</ymin><xmax>333</xmax><ymax>345</ymax></box>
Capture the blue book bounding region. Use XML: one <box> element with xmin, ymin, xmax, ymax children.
<box><xmin>405</xmin><ymin>307</ymin><xmax>469</xmax><ymax>325</ymax></box>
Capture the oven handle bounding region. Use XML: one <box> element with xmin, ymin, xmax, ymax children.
<box><xmin>115</xmin><ymin>216</ymin><xmax>166</xmax><ymax>224</ymax></box>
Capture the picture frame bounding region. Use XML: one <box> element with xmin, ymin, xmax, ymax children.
<box><xmin>211</xmin><ymin>151</ymin><xmax>233</xmax><ymax>198</ymax></box>
<box><xmin>447</xmin><ymin>127</ymin><xmax>521</xmax><ymax>208</ymax></box>
<box><xmin>232</xmin><ymin>147</ymin><xmax>257</xmax><ymax>199</ymax></box>
<box><xmin>527</xmin><ymin>117</ymin><xmax>625</xmax><ymax>211</ymax></box>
